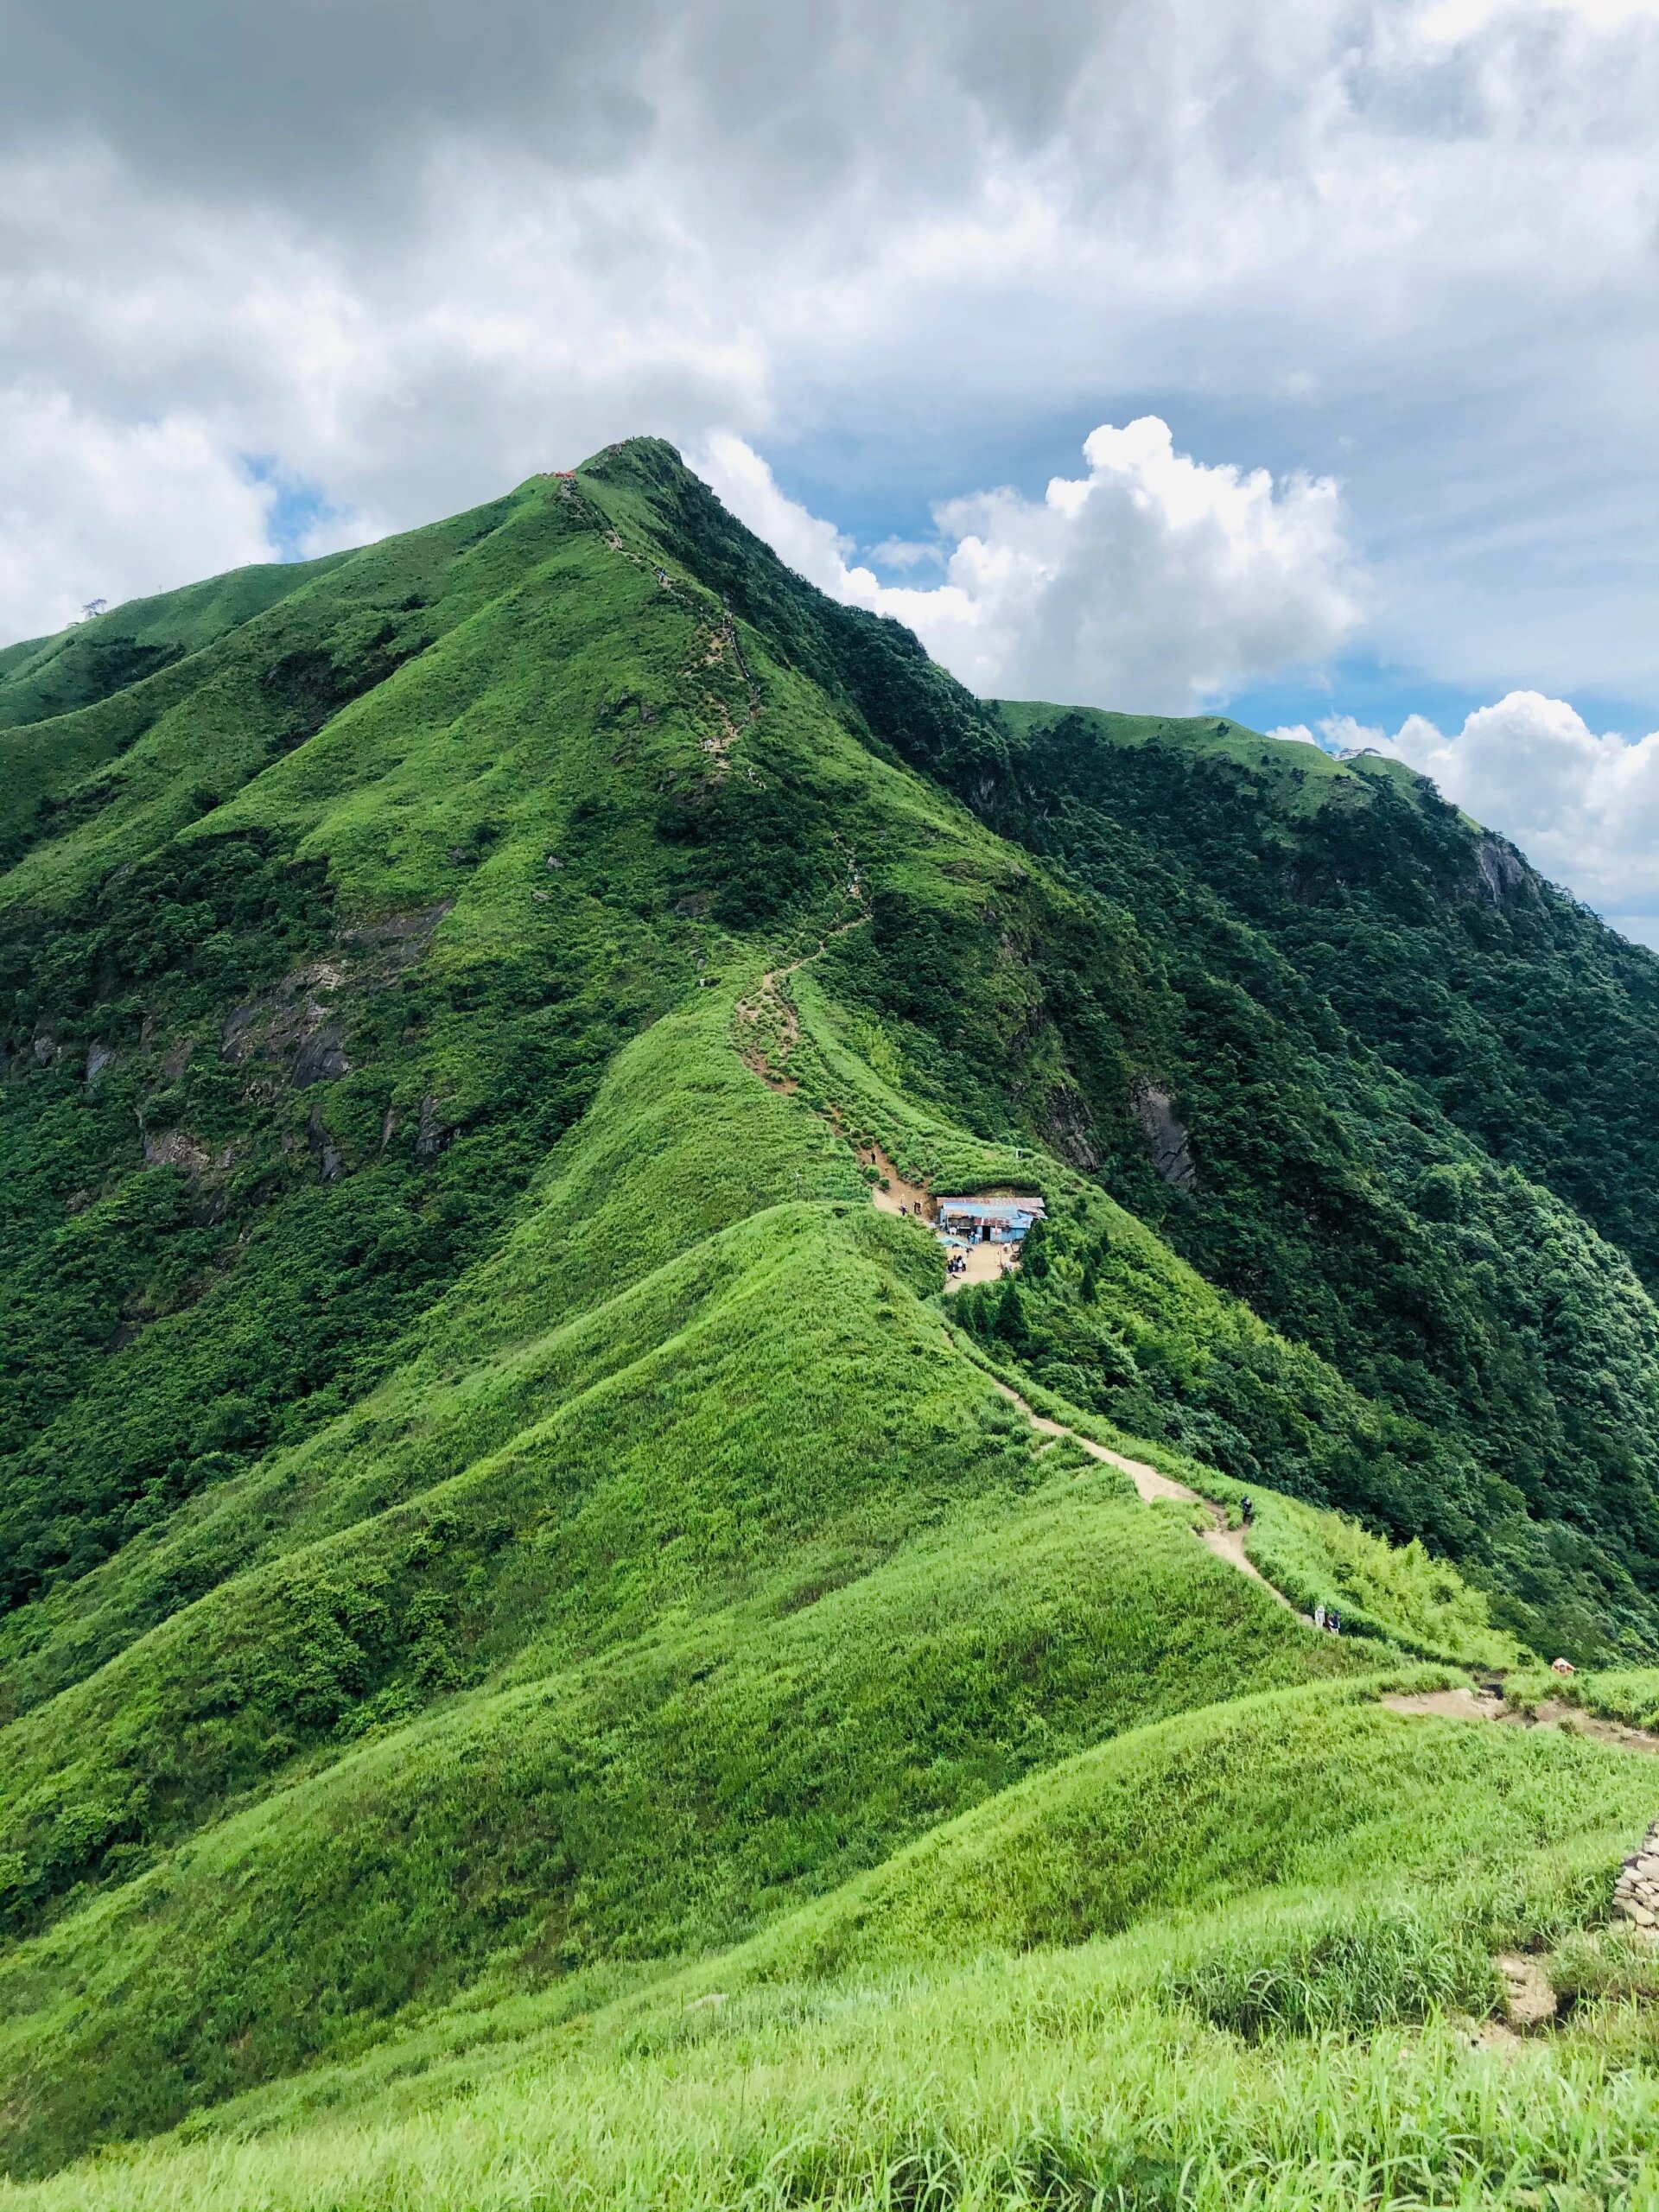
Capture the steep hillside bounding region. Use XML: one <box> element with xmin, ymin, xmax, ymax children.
<box><xmin>995</xmin><ymin>700</ymin><xmax>1659</xmax><ymax>1285</ymax></box>
<box><xmin>588</xmin><ymin>442</ymin><xmax>1659</xmax><ymax>1653</ymax></box>
<box><xmin>3</xmin><ymin>439</ymin><xmax>1659</xmax><ymax>2190</ymax></box>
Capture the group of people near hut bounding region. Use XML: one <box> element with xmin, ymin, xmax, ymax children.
<box><xmin>942</xmin><ymin>1238</ymin><xmax>1022</xmax><ymax>1280</ymax></box>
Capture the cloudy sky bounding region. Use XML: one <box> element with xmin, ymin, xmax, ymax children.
<box><xmin>2</xmin><ymin>0</ymin><xmax>1656</xmax><ymax>928</ymax></box>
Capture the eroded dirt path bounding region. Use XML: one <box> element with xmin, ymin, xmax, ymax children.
<box><xmin>861</xmin><ymin>1140</ymin><xmax>932</xmax><ymax>1218</ymax></box>
<box><xmin>734</xmin><ymin>938</ymin><xmax>1033</xmax><ymax>1302</ymax></box>
<box><xmin>734</xmin><ymin>913</ymin><xmax>868</xmax><ymax>1095</ymax></box>
<box><xmin>1382</xmin><ymin>1685</ymin><xmax>1659</xmax><ymax>1754</ymax></box>
<box><xmin>1383</xmin><ymin>1687</ymin><xmax>1508</xmax><ymax>1724</ymax></box>
<box><xmin>734</xmin><ymin>953</ymin><xmax>1290</xmax><ymax>1623</ymax></box>
<box><xmin>984</xmin><ymin>1375</ymin><xmax>1301</xmax><ymax>1614</ymax></box>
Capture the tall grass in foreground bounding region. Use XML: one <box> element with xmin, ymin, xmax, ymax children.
<box><xmin>10</xmin><ymin>1931</ymin><xmax>1659</xmax><ymax>2211</ymax></box>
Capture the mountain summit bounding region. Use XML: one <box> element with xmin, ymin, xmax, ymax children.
<box><xmin>4</xmin><ymin>440</ymin><xmax>1659</xmax><ymax>2190</ymax></box>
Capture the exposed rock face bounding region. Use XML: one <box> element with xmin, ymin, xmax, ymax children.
<box><xmin>1471</xmin><ymin>834</ymin><xmax>1531</xmax><ymax>905</ymax></box>
<box><xmin>291</xmin><ymin>1020</ymin><xmax>349</xmax><ymax>1090</ymax></box>
<box><xmin>1611</xmin><ymin>1820</ymin><xmax>1659</xmax><ymax>1936</ymax></box>
<box><xmin>1131</xmin><ymin>1077</ymin><xmax>1197</xmax><ymax>1191</ymax></box>
<box><xmin>1040</xmin><ymin>1081</ymin><xmax>1101</xmax><ymax>1171</ymax></box>
<box><xmin>221</xmin><ymin>1004</ymin><xmax>259</xmax><ymax>1058</ymax></box>
<box><xmin>214</xmin><ymin>910</ymin><xmax>450</xmax><ymax>1090</ymax></box>
<box><xmin>308</xmin><ymin>1106</ymin><xmax>346</xmax><ymax>1182</ymax></box>
<box><xmin>85</xmin><ymin>1043</ymin><xmax>117</xmax><ymax>1087</ymax></box>
<box><xmin>416</xmin><ymin>1094</ymin><xmax>448</xmax><ymax>1158</ymax></box>
<box><xmin>142</xmin><ymin>1128</ymin><xmax>211</xmax><ymax>1175</ymax></box>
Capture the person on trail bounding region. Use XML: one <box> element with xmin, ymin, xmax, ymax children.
<box><xmin>1241</xmin><ymin>1495</ymin><xmax>1254</xmax><ymax>1526</ymax></box>
<box><xmin>1330</xmin><ymin>1610</ymin><xmax>1341</xmax><ymax>1636</ymax></box>
<box><xmin>1314</xmin><ymin>1604</ymin><xmax>1326</xmax><ymax>1630</ymax></box>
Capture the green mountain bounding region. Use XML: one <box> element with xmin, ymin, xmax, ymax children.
<box><xmin>3</xmin><ymin>439</ymin><xmax>1659</xmax><ymax>2202</ymax></box>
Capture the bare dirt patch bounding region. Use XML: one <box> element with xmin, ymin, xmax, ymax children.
<box><xmin>1497</xmin><ymin>1953</ymin><xmax>1558</xmax><ymax>2028</ymax></box>
<box><xmin>1532</xmin><ymin>1700</ymin><xmax>1659</xmax><ymax>1754</ymax></box>
<box><xmin>945</xmin><ymin>1239</ymin><xmax>1011</xmax><ymax>1289</ymax></box>
<box><xmin>1380</xmin><ymin>1688</ymin><xmax>1659</xmax><ymax>1755</ymax></box>
<box><xmin>861</xmin><ymin>1140</ymin><xmax>932</xmax><ymax>1219</ymax></box>
<box><xmin>1382</xmin><ymin>1688</ymin><xmax>1509</xmax><ymax>1724</ymax></box>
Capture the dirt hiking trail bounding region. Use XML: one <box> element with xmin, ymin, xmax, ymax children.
<box><xmin>983</xmin><ymin>1371</ymin><xmax>1301</xmax><ymax>1616</ymax></box>
<box><xmin>734</xmin><ymin>915</ymin><xmax>868</xmax><ymax>1100</ymax></box>
<box><xmin>1383</xmin><ymin>1685</ymin><xmax>1659</xmax><ymax>1755</ymax></box>
<box><xmin>862</xmin><ymin>1140</ymin><xmax>931</xmax><ymax>1219</ymax></box>
<box><xmin>734</xmin><ymin>949</ymin><xmax>1289</xmax><ymax>1622</ymax></box>
<box><xmin>734</xmin><ymin>938</ymin><xmax>1029</xmax><ymax>1296</ymax></box>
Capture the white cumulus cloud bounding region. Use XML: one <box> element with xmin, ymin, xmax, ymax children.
<box><xmin>0</xmin><ymin>388</ymin><xmax>280</xmax><ymax>643</ymax></box>
<box><xmin>695</xmin><ymin>419</ymin><xmax>1361</xmax><ymax>711</ymax></box>
<box><xmin>1278</xmin><ymin>692</ymin><xmax>1659</xmax><ymax>941</ymax></box>
<box><xmin>0</xmin><ymin>0</ymin><xmax>1651</xmax><ymax>713</ymax></box>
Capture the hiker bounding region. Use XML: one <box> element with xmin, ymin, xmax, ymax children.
<box><xmin>1330</xmin><ymin>1610</ymin><xmax>1341</xmax><ymax>1636</ymax></box>
<box><xmin>1313</xmin><ymin>1604</ymin><xmax>1325</xmax><ymax>1630</ymax></box>
<box><xmin>1240</xmin><ymin>1494</ymin><xmax>1254</xmax><ymax>1525</ymax></box>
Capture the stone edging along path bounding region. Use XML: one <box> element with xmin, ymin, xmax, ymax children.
<box><xmin>1611</xmin><ymin>1822</ymin><xmax>1659</xmax><ymax>1931</ymax></box>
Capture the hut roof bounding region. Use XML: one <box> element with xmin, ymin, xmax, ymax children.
<box><xmin>935</xmin><ymin>1195</ymin><xmax>1046</xmax><ymax>1220</ymax></box>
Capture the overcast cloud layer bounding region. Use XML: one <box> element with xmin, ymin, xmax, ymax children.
<box><xmin>0</xmin><ymin>0</ymin><xmax>1655</xmax><ymax>919</ymax></box>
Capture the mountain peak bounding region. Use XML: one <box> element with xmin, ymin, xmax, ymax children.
<box><xmin>3</xmin><ymin>461</ymin><xmax>1659</xmax><ymax>2188</ymax></box>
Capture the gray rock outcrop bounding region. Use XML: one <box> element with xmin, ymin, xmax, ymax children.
<box><xmin>1611</xmin><ymin>1820</ymin><xmax>1659</xmax><ymax>1934</ymax></box>
<box><xmin>1131</xmin><ymin>1078</ymin><xmax>1197</xmax><ymax>1191</ymax></box>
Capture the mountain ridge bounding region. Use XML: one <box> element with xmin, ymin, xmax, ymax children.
<box><xmin>3</xmin><ymin>438</ymin><xmax>1659</xmax><ymax>2190</ymax></box>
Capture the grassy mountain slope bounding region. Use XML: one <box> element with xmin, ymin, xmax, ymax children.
<box><xmin>0</xmin><ymin>555</ymin><xmax>353</xmax><ymax>733</ymax></box>
<box><xmin>0</xmin><ymin>973</ymin><xmax>1381</xmax><ymax>2171</ymax></box>
<box><xmin>10</xmin><ymin>1681</ymin><xmax>1659</xmax><ymax>2209</ymax></box>
<box><xmin>4</xmin><ymin>440</ymin><xmax>1659</xmax><ymax>2190</ymax></box>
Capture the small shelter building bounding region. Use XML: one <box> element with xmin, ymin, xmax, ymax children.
<box><xmin>934</xmin><ymin>1194</ymin><xmax>1046</xmax><ymax>1246</ymax></box>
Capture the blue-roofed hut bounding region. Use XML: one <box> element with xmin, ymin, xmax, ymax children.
<box><xmin>934</xmin><ymin>1194</ymin><xmax>1046</xmax><ymax>1245</ymax></box>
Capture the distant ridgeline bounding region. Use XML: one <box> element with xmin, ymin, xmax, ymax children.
<box><xmin>3</xmin><ymin>435</ymin><xmax>1659</xmax><ymax>2177</ymax></box>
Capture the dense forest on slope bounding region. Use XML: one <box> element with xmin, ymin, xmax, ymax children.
<box><xmin>3</xmin><ymin>440</ymin><xmax>1659</xmax><ymax>2189</ymax></box>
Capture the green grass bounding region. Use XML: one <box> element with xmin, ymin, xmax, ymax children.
<box><xmin>0</xmin><ymin>977</ymin><xmax>1391</xmax><ymax>2173</ymax></box>
<box><xmin>0</xmin><ymin>1472</ymin><xmax>1338</xmax><ymax>2171</ymax></box>
<box><xmin>740</xmin><ymin>1677</ymin><xmax>1651</xmax><ymax>1983</ymax></box>
<box><xmin>0</xmin><ymin>952</ymin><xmax>1533</xmax><ymax>2173</ymax></box>
<box><xmin>936</xmin><ymin>1333</ymin><xmax>1528</xmax><ymax>1669</ymax></box>
<box><xmin>6</xmin><ymin>1689</ymin><xmax>1659</xmax><ymax>2207</ymax></box>
<box><xmin>1227</xmin><ymin>1481</ymin><xmax>1527</xmax><ymax>1669</ymax></box>
<box><xmin>0</xmin><ymin>555</ymin><xmax>353</xmax><ymax>730</ymax></box>
<box><xmin>7</xmin><ymin>1993</ymin><xmax>1634</xmax><ymax>2212</ymax></box>
<box><xmin>9</xmin><ymin>437</ymin><xmax>1659</xmax><ymax>2195</ymax></box>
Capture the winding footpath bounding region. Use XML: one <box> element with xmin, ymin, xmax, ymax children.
<box><xmin>981</xmin><ymin>1369</ymin><xmax>1300</xmax><ymax>1614</ymax></box>
<box><xmin>734</xmin><ymin>931</ymin><xmax>1659</xmax><ymax>1964</ymax></box>
<box><xmin>738</xmin><ymin>947</ymin><xmax>1294</xmax><ymax>1624</ymax></box>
